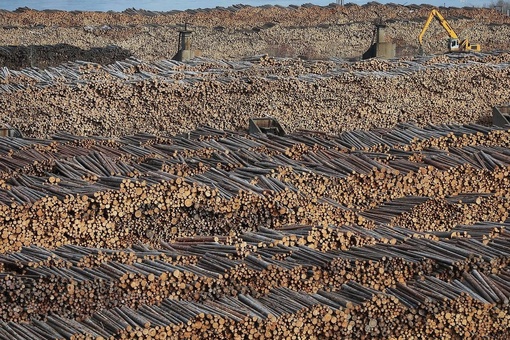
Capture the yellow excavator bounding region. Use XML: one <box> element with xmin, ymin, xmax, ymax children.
<box><xmin>418</xmin><ymin>9</ymin><xmax>480</xmax><ymax>54</ymax></box>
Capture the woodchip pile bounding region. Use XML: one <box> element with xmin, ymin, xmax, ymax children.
<box><xmin>0</xmin><ymin>121</ymin><xmax>509</xmax><ymax>338</ymax></box>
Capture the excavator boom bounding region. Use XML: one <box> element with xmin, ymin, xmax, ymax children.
<box><xmin>418</xmin><ymin>8</ymin><xmax>480</xmax><ymax>53</ymax></box>
<box><xmin>418</xmin><ymin>9</ymin><xmax>458</xmax><ymax>46</ymax></box>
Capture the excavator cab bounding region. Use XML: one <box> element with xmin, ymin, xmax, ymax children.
<box><xmin>448</xmin><ymin>38</ymin><xmax>460</xmax><ymax>52</ymax></box>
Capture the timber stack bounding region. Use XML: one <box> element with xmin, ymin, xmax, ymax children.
<box><xmin>1</xmin><ymin>4</ymin><xmax>510</xmax><ymax>63</ymax></box>
<box><xmin>3</xmin><ymin>54</ymin><xmax>510</xmax><ymax>138</ymax></box>
<box><xmin>2</xmin><ymin>3</ymin><xmax>510</xmax><ymax>339</ymax></box>
<box><xmin>0</xmin><ymin>123</ymin><xmax>509</xmax><ymax>338</ymax></box>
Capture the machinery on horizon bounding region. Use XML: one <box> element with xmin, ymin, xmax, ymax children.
<box><xmin>0</xmin><ymin>124</ymin><xmax>22</xmax><ymax>138</ymax></box>
<box><xmin>493</xmin><ymin>104</ymin><xmax>510</xmax><ymax>127</ymax></box>
<box><xmin>172</xmin><ymin>23</ymin><xmax>201</xmax><ymax>62</ymax></box>
<box><xmin>418</xmin><ymin>9</ymin><xmax>480</xmax><ymax>54</ymax></box>
<box><xmin>362</xmin><ymin>22</ymin><xmax>396</xmax><ymax>60</ymax></box>
<box><xmin>248</xmin><ymin>117</ymin><xmax>286</xmax><ymax>136</ymax></box>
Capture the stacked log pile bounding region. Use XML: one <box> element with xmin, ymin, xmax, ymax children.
<box><xmin>1</xmin><ymin>5</ymin><xmax>510</xmax><ymax>338</ymax></box>
<box><xmin>2</xmin><ymin>4</ymin><xmax>507</xmax><ymax>29</ymax></box>
<box><xmin>0</xmin><ymin>122</ymin><xmax>508</xmax><ymax>337</ymax></box>
<box><xmin>2</xmin><ymin>270</ymin><xmax>510</xmax><ymax>338</ymax></box>
<box><xmin>2</xmin><ymin>54</ymin><xmax>510</xmax><ymax>138</ymax></box>
<box><xmin>0</xmin><ymin>4</ymin><xmax>510</xmax><ymax>65</ymax></box>
<box><xmin>0</xmin><ymin>123</ymin><xmax>509</xmax><ymax>251</ymax></box>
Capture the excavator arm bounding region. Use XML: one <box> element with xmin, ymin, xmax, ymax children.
<box><xmin>418</xmin><ymin>9</ymin><xmax>459</xmax><ymax>47</ymax></box>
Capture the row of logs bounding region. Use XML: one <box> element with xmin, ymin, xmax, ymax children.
<box><xmin>2</xmin><ymin>53</ymin><xmax>510</xmax><ymax>138</ymax></box>
<box><xmin>2</xmin><ymin>271</ymin><xmax>510</xmax><ymax>339</ymax></box>
<box><xmin>1</xmin><ymin>5</ymin><xmax>510</xmax><ymax>64</ymax></box>
<box><xmin>0</xmin><ymin>124</ymin><xmax>510</xmax><ymax>252</ymax></box>
<box><xmin>1</xmin><ymin>226</ymin><xmax>509</xmax><ymax>322</ymax></box>
<box><xmin>0</xmin><ymin>4</ymin><xmax>505</xmax><ymax>28</ymax></box>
